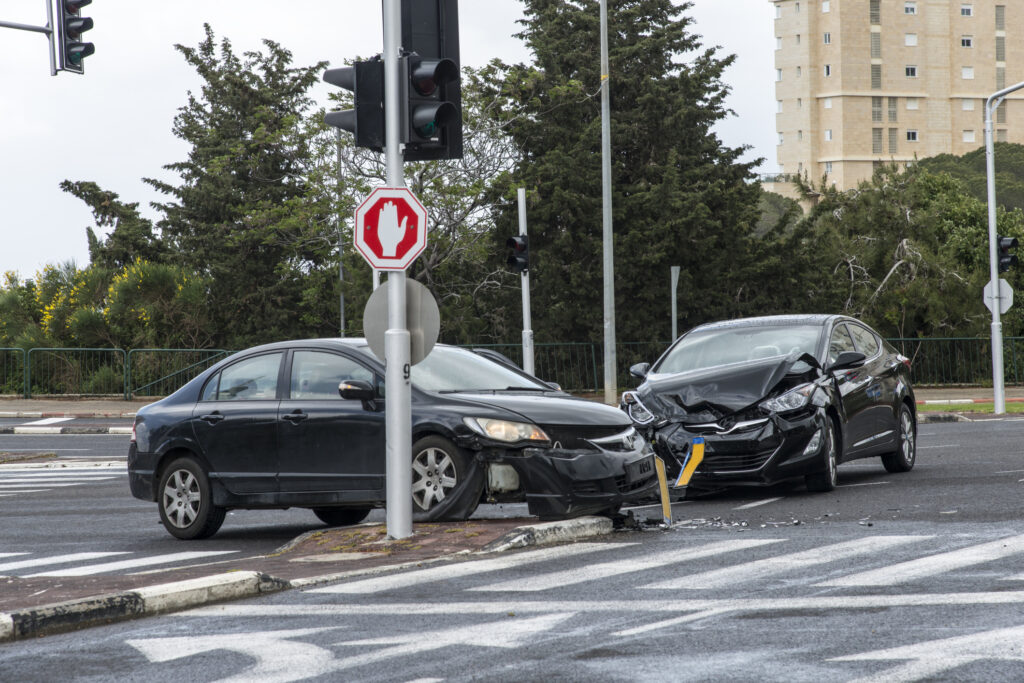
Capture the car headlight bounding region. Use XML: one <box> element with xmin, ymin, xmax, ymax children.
<box><xmin>621</xmin><ymin>391</ymin><xmax>657</xmax><ymax>425</ymax></box>
<box><xmin>464</xmin><ymin>417</ymin><xmax>549</xmax><ymax>443</ymax></box>
<box><xmin>760</xmin><ymin>383</ymin><xmax>816</xmax><ymax>413</ymax></box>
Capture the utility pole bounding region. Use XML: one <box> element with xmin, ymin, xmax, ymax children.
<box><xmin>671</xmin><ymin>266</ymin><xmax>680</xmax><ymax>341</ymax></box>
<box><xmin>336</xmin><ymin>129</ymin><xmax>346</xmax><ymax>337</ymax></box>
<box><xmin>599</xmin><ymin>0</ymin><xmax>616</xmax><ymax>405</ymax></box>
<box><xmin>517</xmin><ymin>188</ymin><xmax>535</xmax><ymax>375</ymax></box>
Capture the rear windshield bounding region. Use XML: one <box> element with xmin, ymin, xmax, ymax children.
<box><xmin>654</xmin><ymin>325</ymin><xmax>822</xmax><ymax>375</ymax></box>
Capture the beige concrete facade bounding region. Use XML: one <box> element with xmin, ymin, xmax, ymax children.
<box><xmin>770</xmin><ymin>0</ymin><xmax>1023</xmax><ymax>191</ymax></box>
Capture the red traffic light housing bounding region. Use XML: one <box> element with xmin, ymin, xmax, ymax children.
<box><xmin>998</xmin><ymin>235</ymin><xmax>1019</xmax><ymax>273</ymax></box>
<box><xmin>58</xmin><ymin>0</ymin><xmax>95</xmax><ymax>74</ymax></box>
<box><xmin>507</xmin><ymin>235</ymin><xmax>529</xmax><ymax>273</ymax></box>
<box><xmin>323</xmin><ymin>59</ymin><xmax>385</xmax><ymax>151</ymax></box>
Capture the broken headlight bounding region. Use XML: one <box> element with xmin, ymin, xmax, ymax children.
<box><xmin>760</xmin><ymin>383</ymin><xmax>816</xmax><ymax>414</ymax></box>
<box><xmin>464</xmin><ymin>417</ymin><xmax>549</xmax><ymax>443</ymax></box>
<box><xmin>621</xmin><ymin>391</ymin><xmax>657</xmax><ymax>424</ymax></box>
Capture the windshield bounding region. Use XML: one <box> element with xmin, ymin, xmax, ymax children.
<box><xmin>409</xmin><ymin>346</ymin><xmax>551</xmax><ymax>392</ymax></box>
<box><xmin>654</xmin><ymin>325</ymin><xmax>822</xmax><ymax>375</ymax></box>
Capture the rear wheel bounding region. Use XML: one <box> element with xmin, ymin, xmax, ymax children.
<box><xmin>805</xmin><ymin>419</ymin><xmax>838</xmax><ymax>493</ymax></box>
<box><xmin>313</xmin><ymin>507</ymin><xmax>372</xmax><ymax>527</ymax></box>
<box><xmin>411</xmin><ymin>435</ymin><xmax>484</xmax><ymax>522</ymax></box>
<box><xmin>157</xmin><ymin>456</ymin><xmax>226</xmax><ymax>540</ymax></box>
<box><xmin>882</xmin><ymin>404</ymin><xmax>916</xmax><ymax>473</ymax></box>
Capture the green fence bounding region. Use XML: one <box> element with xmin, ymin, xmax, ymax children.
<box><xmin>0</xmin><ymin>348</ymin><xmax>26</xmax><ymax>397</ymax></box>
<box><xmin>128</xmin><ymin>349</ymin><xmax>232</xmax><ymax>398</ymax></box>
<box><xmin>26</xmin><ymin>348</ymin><xmax>126</xmax><ymax>398</ymax></box>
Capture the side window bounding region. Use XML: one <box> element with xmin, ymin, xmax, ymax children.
<box><xmin>289</xmin><ymin>350</ymin><xmax>374</xmax><ymax>399</ymax></box>
<box><xmin>217</xmin><ymin>353</ymin><xmax>283</xmax><ymax>401</ymax></box>
<box><xmin>848</xmin><ymin>324</ymin><xmax>881</xmax><ymax>358</ymax></box>
<box><xmin>200</xmin><ymin>373</ymin><xmax>220</xmax><ymax>402</ymax></box>
<box><xmin>827</xmin><ymin>324</ymin><xmax>857</xmax><ymax>365</ymax></box>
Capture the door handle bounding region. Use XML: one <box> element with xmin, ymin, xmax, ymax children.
<box><xmin>200</xmin><ymin>412</ymin><xmax>224</xmax><ymax>424</ymax></box>
<box><xmin>282</xmin><ymin>411</ymin><xmax>308</xmax><ymax>424</ymax></box>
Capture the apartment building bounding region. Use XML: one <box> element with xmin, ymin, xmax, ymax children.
<box><xmin>769</xmin><ymin>0</ymin><xmax>1021</xmax><ymax>194</ymax></box>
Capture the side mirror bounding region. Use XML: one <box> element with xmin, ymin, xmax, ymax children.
<box><xmin>629</xmin><ymin>362</ymin><xmax>651</xmax><ymax>380</ymax></box>
<box><xmin>339</xmin><ymin>380</ymin><xmax>377</xmax><ymax>410</ymax></box>
<box><xmin>545</xmin><ymin>381</ymin><xmax>563</xmax><ymax>391</ymax></box>
<box><xmin>827</xmin><ymin>351</ymin><xmax>867</xmax><ymax>373</ymax></box>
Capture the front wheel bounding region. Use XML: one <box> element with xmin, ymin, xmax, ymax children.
<box><xmin>805</xmin><ymin>419</ymin><xmax>838</xmax><ymax>493</ymax></box>
<box><xmin>881</xmin><ymin>404</ymin><xmax>916</xmax><ymax>473</ymax></box>
<box><xmin>411</xmin><ymin>435</ymin><xmax>484</xmax><ymax>522</ymax></box>
<box><xmin>157</xmin><ymin>456</ymin><xmax>226</xmax><ymax>539</ymax></box>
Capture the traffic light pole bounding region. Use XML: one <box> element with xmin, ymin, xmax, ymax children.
<box><xmin>985</xmin><ymin>81</ymin><xmax>1024</xmax><ymax>415</ymax></box>
<box><xmin>517</xmin><ymin>188</ymin><xmax>535</xmax><ymax>376</ymax></box>
<box><xmin>599</xmin><ymin>0</ymin><xmax>617</xmax><ymax>405</ymax></box>
<box><xmin>383</xmin><ymin>0</ymin><xmax>413</xmax><ymax>540</ymax></box>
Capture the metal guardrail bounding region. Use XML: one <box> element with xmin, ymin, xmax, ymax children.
<box><xmin>1</xmin><ymin>338</ymin><xmax>1021</xmax><ymax>399</ymax></box>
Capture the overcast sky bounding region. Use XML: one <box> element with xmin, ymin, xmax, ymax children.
<box><xmin>0</xmin><ymin>0</ymin><xmax>775</xmax><ymax>280</ymax></box>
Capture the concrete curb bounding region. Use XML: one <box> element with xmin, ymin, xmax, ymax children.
<box><xmin>919</xmin><ymin>413</ymin><xmax>972</xmax><ymax>423</ymax></box>
<box><xmin>917</xmin><ymin>398</ymin><xmax>1024</xmax><ymax>405</ymax></box>
<box><xmin>0</xmin><ymin>516</ymin><xmax>616</xmax><ymax>643</ymax></box>
<box><xmin>0</xmin><ymin>426</ymin><xmax>133</xmax><ymax>435</ymax></box>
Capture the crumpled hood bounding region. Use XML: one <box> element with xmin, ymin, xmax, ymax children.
<box><xmin>638</xmin><ymin>352</ymin><xmax>819</xmax><ymax>423</ymax></box>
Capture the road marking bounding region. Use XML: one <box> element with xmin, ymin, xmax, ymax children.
<box><xmin>24</xmin><ymin>551</ymin><xmax>239</xmax><ymax>577</ymax></box>
<box><xmin>0</xmin><ymin>477</ymin><xmax>116</xmax><ymax>484</ymax></box>
<box><xmin>819</xmin><ymin>533</ymin><xmax>1024</xmax><ymax>587</ymax></box>
<box><xmin>20</xmin><ymin>417</ymin><xmax>74</xmax><ymax>425</ymax></box>
<box><xmin>917</xmin><ymin>444</ymin><xmax>960</xmax><ymax>449</ymax></box>
<box><xmin>469</xmin><ymin>539</ymin><xmax>777</xmax><ymax>593</ymax></box>
<box><xmin>0</xmin><ymin>553</ymin><xmax>29</xmax><ymax>560</ymax></box>
<box><xmin>837</xmin><ymin>481</ymin><xmax>890</xmax><ymax>488</ymax></box>
<box><xmin>733</xmin><ymin>497</ymin><xmax>783</xmax><ymax>510</ymax></box>
<box><xmin>0</xmin><ymin>551</ymin><xmax>129</xmax><ymax>573</ymax></box>
<box><xmin>612</xmin><ymin>609</ymin><xmax>732</xmax><ymax>637</ymax></box>
<box><xmin>0</xmin><ymin>482</ymin><xmax>91</xmax><ymax>489</ymax></box>
<box><xmin>644</xmin><ymin>536</ymin><xmax>930</xmax><ymax>590</ymax></box>
<box><xmin>307</xmin><ymin>543</ymin><xmax>629</xmax><ymax>595</ymax></box>
<box><xmin>0</xmin><ymin>490</ymin><xmax>46</xmax><ymax>495</ymax></box>
<box><xmin>994</xmin><ymin>469</ymin><xmax>1024</xmax><ymax>474</ymax></box>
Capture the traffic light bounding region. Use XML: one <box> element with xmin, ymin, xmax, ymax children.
<box><xmin>998</xmin><ymin>235</ymin><xmax>1019</xmax><ymax>272</ymax></box>
<box><xmin>507</xmin><ymin>235</ymin><xmax>529</xmax><ymax>273</ymax></box>
<box><xmin>323</xmin><ymin>59</ymin><xmax>385</xmax><ymax>151</ymax></box>
<box><xmin>57</xmin><ymin>0</ymin><xmax>95</xmax><ymax>74</ymax></box>
<box><xmin>400</xmin><ymin>0</ymin><xmax>462</xmax><ymax>161</ymax></box>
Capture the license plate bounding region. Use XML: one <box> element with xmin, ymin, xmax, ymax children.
<box><xmin>625</xmin><ymin>455</ymin><xmax>655</xmax><ymax>483</ymax></box>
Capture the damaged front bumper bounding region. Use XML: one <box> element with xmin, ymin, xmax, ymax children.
<box><xmin>650</xmin><ymin>408</ymin><xmax>829</xmax><ymax>488</ymax></box>
<box><xmin>478</xmin><ymin>438</ymin><xmax>659</xmax><ymax>520</ymax></box>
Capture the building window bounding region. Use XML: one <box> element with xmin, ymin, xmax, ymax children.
<box><xmin>889</xmin><ymin>128</ymin><xmax>899</xmax><ymax>154</ymax></box>
<box><xmin>961</xmin><ymin>36</ymin><xmax>973</xmax><ymax>48</ymax></box>
<box><xmin>776</xmin><ymin>68</ymin><xmax>783</xmax><ymax>82</ymax></box>
<box><xmin>997</xmin><ymin>129</ymin><xmax>1008</xmax><ymax>143</ymax></box>
<box><xmin>962</xmin><ymin>66</ymin><xmax>975</xmax><ymax>80</ymax></box>
<box><xmin>824</xmin><ymin>64</ymin><xmax>832</xmax><ymax>77</ymax></box>
<box><xmin>962</xmin><ymin>99</ymin><xmax>975</xmax><ymax>111</ymax></box>
<box><xmin>963</xmin><ymin>130</ymin><xmax>976</xmax><ymax>143</ymax></box>
<box><xmin>778</xmin><ymin>133</ymin><xmax>784</xmax><ymax>145</ymax></box>
<box><xmin>777</xmin><ymin>100</ymin><xmax>784</xmax><ymax>113</ymax></box>
<box><xmin>825</xmin><ymin>129</ymin><xmax>833</xmax><ymax>141</ymax></box>
<box><xmin>904</xmin><ymin>2</ymin><xmax>917</xmax><ymax>14</ymax></box>
<box><xmin>822</xmin><ymin>0</ymin><xmax>830</xmax><ymax>12</ymax></box>
<box><xmin>997</xmin><ymin>5</ymin><xmax>1006</xmax><ymax>30</ymax></box>
<box><xmin>797</xmin><ymin>98</ymin><xmax>803</xmax><ymax>109</ymax></box>
<box><xmin>873</xmin><ymin>128</ymin><xmax>884</xmax><ymax>154</ymax></box>
<box><xmin>907</xmin><ymin>97</ymin><xmax>920</xmax><ymax>110</ymax></box>
<box><xmin>776</xmin><ymin>37</ymin><xmax>782</xmax><ymax>50</ymax></box>
<box><xmin>872</xmin><ymin>97</ymin><xmax>883</xmax><ymax>122</ymax></box>
<box><xmin>889</xmin><ymin>97</ymin><xmax>899</xmax><ymax>122</ymax></box>
<box><xmin>960</xmin><ymin>5</ymin><xmax>973</xmax><ymax>17</ymax></box>
<box><xmin>998</xmin><ymin>103</ymin><xmax>1007</xmax><ymax>124</ymax></box>
<box><xmin>871</xmin><ymin>0</ymin><xmax>881</xmax><ymax>24</ymax></box>
<box><xmin>824</xmin><ymin>32</ymin><xmax>831</xmax><ymax>45</ymax></box>
<box><xmin>795</xmin><ymin>2</ymin><xmax>800</xmax><ymax>12</ymax></box>
<box><xmin>871</xmin><ymin>33</ymin><xmax>881</xmax><ymax>58</ymax></box>
<box><xmin>907</xmin><ymin>130</ymin><xmax>919</xmax><ymax>142</ymax></box>
<box><xmin>871</xmin><ymin>64</ymin><xmax>882</xmax><ymax>89</ymax></box>
<box><xmin>997</xmin><ymin>37</ymin><xmax>1006</xmax><ymax>62</ymax></box>
<box><xmin>796</xmin><ymin>33</ymin><xmax>801</xmax><ymax>45</ymax></box>
<box><xmin>824</xmin><ymin>97</ymin><xmax>833</xmax><ymax>109</ymax></box>
<box><xmin>797</xmin><ymin>66</ymin><xmax>802</xmax><ymax>77</ymax></box>
<box><xmin>776</xmin><ymin>5</ymin><xmax>782</xmax><ymax>19</ymax></box>
<box><xmin>798</xmin><ymin>130</ymin><xmax>803</xmax><ymax>141</ymax></box>
<box><xmin>998</xmin><ymin>67</ymin><xmax>1006</xmax><ymax>90</ymax></box>
<box><xmin>905</xmin><ymin>33</ymin><xmax>918</xmax><ymax>47</ymax></box>
<box><xmin>825</xmin><ymin>161</ymin><xmax>833</xmax><ymax>174</ymax></box>
<box><xmin>906</xmin><ymin>65</ymin><xmax>918</xmax><ymax>78</ymax></box>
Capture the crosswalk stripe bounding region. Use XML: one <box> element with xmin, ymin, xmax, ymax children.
<box><xmin>0</xmin><ymin>490</ymin><xmax>46</xmax><ymax>495</ymax></box>
<box><xmin>644</xmin><ymin>536</ymin><xmax>931</xmax><ymax>590</ymax></box>
<box><xmin>733</xmin><ymin>497</ymin><xmax>783</xmax><ymax>510</ymax></box>
<box><xmin>818</xmin><ymin>533</ymin><xmax>1024</xmax><ymax>587</ymax></box>
<box><xmin>0</xmin><ymin>553</ymin><xmax>28</xmax><ymax>560</ymax></box>
<box><xmin>20</xmin><ymin>417</ymin><xmax>74</xmax><ymax>425</ymax></box>
<box><xmin>0</xmin><ymin>552</ymin><xmax>129</xmax><ymax>573</ymax></box>
<box><xmin>308</xmin><ymin>543</ymin><xmax>630</xmax><ymax>595</ymax></box>
<box><xmin>0</xmin><ymin>483</ymin><xmax>90</xmax><ymax>489</ymax></box>
<box><xmin>23</xmin><ymin>551</ymin><xmax>240</xmax><ymax>577</ymax></box>
<box><xmin>0</xmin><ymin>477</ymin><xmax>117</xmax><ymax>484</ymax></box>
<box><xmin>470</xmin><ymin>539</ymin><xmax>778</xmax><ymax>593</ymax></box>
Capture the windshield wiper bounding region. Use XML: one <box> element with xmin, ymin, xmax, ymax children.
<box><xmin>503</xmin><ymin>386</ymin><xmax>550</xmax><ymax>391</ymax></box>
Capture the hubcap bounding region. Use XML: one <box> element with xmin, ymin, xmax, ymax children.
<box><xmin>826</xmin><ymin>424</ymin><xmax>837</xmax><ymax>486</ymax></box>
<box><xmin>900</xmin><ymin>411</ymin><xmax>915</xmax><ymax>465</ymax></box>
<box><xmin>411</xmin><ymin>447</ymin><xmax>457</xmax><ymax>511</ymax></box>
<box><xmin>162</xmin><ymin>469</ymin><xmax>200</xmax><ymax>528</ymax></box>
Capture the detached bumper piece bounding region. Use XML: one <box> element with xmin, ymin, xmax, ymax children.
<box><xmin>485</xmin><ymin>445</ymin><xmax>659</xmax><ymax>520</ymax></box>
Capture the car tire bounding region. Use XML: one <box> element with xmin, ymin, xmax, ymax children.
<box><xmin>157</xmin><ymin>456</ymin><xmax>226</xmax><ymax>540</ymax></box>
<box><xmin>881</xmin><ymin>404</ymin><xmax>916</xmax><ymax>473</ymax></box>
<box><xmin>805</xmin><ymin>418</ymin><xmax>838</xmax><ymax>493</ymax></box>
<box><xmin>411</xmin><ymin>435</ymin><xmax>484</xmax><ymax>522</ymax></box>
<box><xmin>313</xmin><ymin>507</ymin><xmax>372</xmax><ymax>527</ymax></box>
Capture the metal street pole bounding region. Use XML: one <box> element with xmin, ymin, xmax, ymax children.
<box><xmin>599</xmin><ymin>0</ymin><xmax>617</xmax><ymax>405</ymax></box>
<box><xmin>671</xmin><ymin>266</ymin><xmax>680</xmax><ymax>340</ymax></box>
<box><xmin>336</xmin><ymin>130</ymin><xmax>346</xmax><ymax>337</ymax></box>
<box><xmin>985</xmin><ymin>81</ymin><xmax>1024</xmax><ymax>415</ymax></box>
<box><xmin>517</xmin><ymin>188</ymin><xmax>535</xmax><ymax>375</ymax></box>
<box><xmin>383</xmin><ymin>0</ymin><xmax>412</xmax><ymax>539</ymax></box>
<box><xmin>0</xmin><ymin>0</ymin><xmax>57</xmax><ymax>76</ymax></box>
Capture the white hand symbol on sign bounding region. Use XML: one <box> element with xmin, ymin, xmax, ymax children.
<box><xmin>377</xmin><ymin>201</ymin><xmax>410</xmax><ymax>257</ymax></box>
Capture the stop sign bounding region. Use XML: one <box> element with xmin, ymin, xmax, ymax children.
<box><xmin>353</xmin><ymin>187</ymin><xmax>428</xmax><ymax>271</ymax></box>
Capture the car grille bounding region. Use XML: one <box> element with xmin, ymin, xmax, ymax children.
<box><xmin>542</xmin><ymin>425</ymin><xmax>627</xmax><ymax>450</ymax></box>
<box><xmin>699</xmin><ymin>448</ymin><xmax>775</xmax><ymax>472</ymax></box>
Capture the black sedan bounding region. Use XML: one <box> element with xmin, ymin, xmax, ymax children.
<box><xmin>620</xmin><ymin>315</ymin><xmax>916</xmax><ymax>494</ymax></box>
<box><xmin>129</xmin><ymin>339</ymin><xmax>657</xmax><ymax>539</ymax></box>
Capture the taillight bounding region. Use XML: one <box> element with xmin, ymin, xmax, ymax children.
<box><xmin>897</xmin><ymin>354</ymin><xmax>911</xmax><ymax>369</ymax></box>
<box><xmin>131</xmin><ymin>422</ymin><xmax>137</xmax><ymax>443</ymax></box>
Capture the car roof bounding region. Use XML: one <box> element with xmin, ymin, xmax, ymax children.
<box><xmin>691</xmin><ymin>314</ymin><xmax>841</xmax><ymax>332</ymax></box>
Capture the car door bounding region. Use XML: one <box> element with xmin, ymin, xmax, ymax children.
<box><xmin>847</xmin><ymin>322</ymin><xmax>899</xmax><ymax>449</ymax></box>
<box><xmin>276</xmin><ymin>349</ymin><xmax>386</xmax><ymax>495</ymax></box>
<box><xmin>825</xmin><ymin>322</ymin><xmax>874</xmax><ymax>454</ymax></box>
<box><xmin>191</xmin><ymin>352</ymin><xmax>284</xmax><ymax>495</ymax></box>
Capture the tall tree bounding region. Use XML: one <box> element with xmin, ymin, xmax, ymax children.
<box><xmin>60</xmin><ymin>181</ymin><xmax>167</xmax><ymax>270</ymax></box>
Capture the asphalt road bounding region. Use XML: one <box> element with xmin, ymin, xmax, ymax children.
<box><xmin>2</xmin><ymin>418</ymin><xmax>1024</xmax><ymax>680</ymax></box>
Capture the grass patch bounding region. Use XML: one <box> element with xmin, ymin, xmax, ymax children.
<box><xmin>917</xmin><ymin>401</ymin><xmax>1024</xmax><ymax>414</ymax></box>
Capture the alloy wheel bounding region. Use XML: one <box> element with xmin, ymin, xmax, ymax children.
<box><xmin>162</xmin><ymin>469</ymin><xmax>201</xmax><ymax>529</ymax></box>
<box><xmin>900</xmin><ymin>409</ymin><xmax>916</xmax><ymax>466</ymax></box>
<box><xmin>412</xmin><ymin>447</ymin><xmax>458</xmax><ymax>511</ymax></box>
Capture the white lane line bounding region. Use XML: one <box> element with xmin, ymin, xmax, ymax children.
<box><xmin>917</xmin><ymin>444</ymin><xmax>960</xmax><ymax>449</ymax></box>
<box><xmin>733</xmin><ymin>497</ymin><xmax>784</xmax><ymax>510</ymax></box>
<box><xmin>307</xmin><ymin>543</ymin><xmax>629</xmax><ymax>595</ymax></box>
<box><xmin>0</xmin><ymin>490</ymin><xmax>48</xmax><ymax>494</ymax></box>
<box><xmin>0</xmin><ymin>552</ymin><xmax>129</xmax><ymax>573</ymax></box>
<box><xmin>995</xmin><ymin>469</ymin><xmax>1024</xmax><ymax>474</ymax></box>
<box><xmin>469</xmin><ymin>539</ymin><xmax>778</xmax><ymax>593</ymax></box>
<box><xmin>0</xmin><ymin>483</ymin><xmax>88</xmax><ymax>489</ymax></box>
<box><xmin>24</xmin><ymin>551</ymin><xmax>240</xmax><ymax>577</ymax></box>
<box><xmin>837</xmin><ymin>481</ymin><xmax>891</xmax><ymax>488</ymax></box>
<box><xmin>613</xmin><ymin>609</ymin><xmax>731</xmax><ymax>637</ymax></box>
<box><xmin>819</xmin><ymin>533</ymin><xmax>1024</xmax><ymax>587</ymax></box>
<box><xmin>19</xmin><ymin>417</ymin><xmax>74</xmax><ymax>426</ymax></box>
<box><xmin>0</xmin><ymin>477</ymin><xmax>117</xmax><ymax>484</ymax></box>
<box><xmin>645</xmin><ymin>536</ymin><xmax>930</xmax><ymax>590</ymax></box>
<box><xmin>0</xmin><ymin>553</ymin><xmax>29</xmax><ymax>560</ymax></box>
